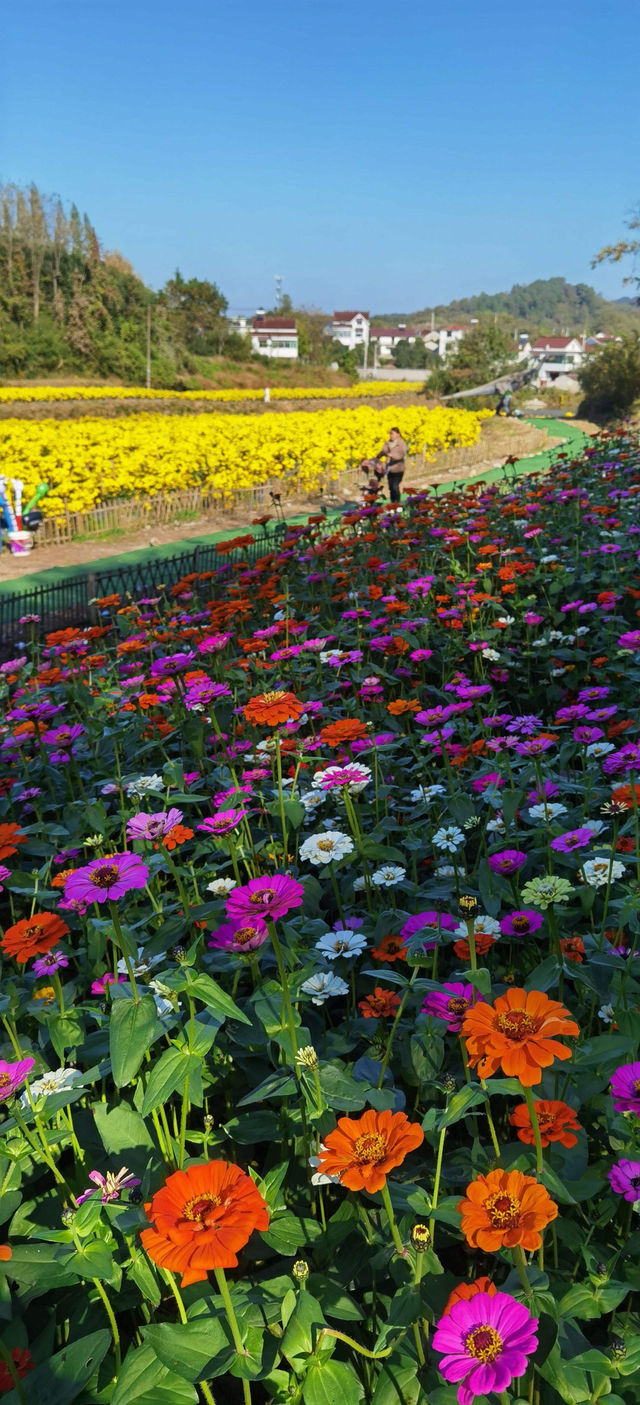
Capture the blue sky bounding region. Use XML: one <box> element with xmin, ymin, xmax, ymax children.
<box><xmin>2</xmin><ymin>0</ymin><xmax>639</xmax><ymax>313</ymax></box>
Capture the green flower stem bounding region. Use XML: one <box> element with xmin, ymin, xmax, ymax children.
<box><xmin>2</xmin><ymin>1016</ymin><xmax>24</xmax><ymax>1059</ymax></box>
<box><xmin>109</xmin><ymin>903</ymin><xmax>140</xmax><ymax>1002</ymax></box>
<box><xmin>377</xmin><ymin>967</ymin><xmax>418</xmax><ymax>1089</ymax></box>
<box><xmin>481</xmin><ymin>1082</ymin><xmax>502</xmax><ymax>1161</ymax></box>
<box><xmin>380</xmin><ymin>1181</ymin><xmax>405</xmax><ymax>1256</ymax></box>
<box><xmin>12</xmin><ymin>1099</ymin><xmax>71</xmax><ymax>1193</ymax></box>
<box><xmin>266</xmin><ymin>918</ymin><xmax>299</xmax><ymax>1067</ymax></box>
<box><xmin>523</xmin><ymin>1085</ymin><xmax>544</xmax><ymax>1180</ymax></box>
<box><xmin>315</xmin><ymin>1327</ymin><xmax>393</xmax><ymax>1360</ymax></box>
<box><xmin>214</xmin><ymin>1267</ymin><xmax>251</xmax><ymax>1405</ymax></box>
<box><xmin>274</xmin><ymin>733</ymin><xmax>288</xmax><ymax>855</ymax></box>
<box><xmin>512</xmin><ymin>1244</ymin><xmax>534</xmax><ymax>1302</ymax></box>
<box><xmin>466</xmin><ymin>919</ymin><xmax>477</xmax><ymax>974</ymax></box>
<box><xmin>343</xmin><ymin>789</ymin><xmax>373</xmax><ymax>910</ymax></box>
<box><xmin>429</xmin><ymin>1120</ymin><xmax>447</xmax><ymax>1246</ymax></box>
<box><xmin>91</xmin><ymin>1275</ymin><xmax>122</xmax><ymax>1375</ymax></box>
<box><xmin>161</xmin><ymin>844</ymin><xmax>194</xmax><ymax>916</ymax></box>
<box><xmin>52</xmin><ymin>971</ymin><xmax>66</xmax><ymax>1015</ymax></box>
<box><xmin>162</xmin><ymin>1267</ymin><xmax>188</xmax><ymax>1321</ymax></box>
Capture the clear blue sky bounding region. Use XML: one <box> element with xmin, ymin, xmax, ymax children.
<box><xmin>2</xmin><ymin>0</ymin><xmax>639</xmax><ymax>313</ymax></box>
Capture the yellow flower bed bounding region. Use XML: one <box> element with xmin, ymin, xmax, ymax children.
<box><xmin>0</xmin><ymin>380</ymin><xmax>421</xmax><ymax>405</ymax></box>
<box><xmin>1</xmin><ymin>404</ymin><xmax>491</xmax><ymax>518</ymax></box>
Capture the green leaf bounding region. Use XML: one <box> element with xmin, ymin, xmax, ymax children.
<box><xmin>0</xmin><ymin>1242</ymin><xmax>77</xmax><ymax>1291</ymax></box>
<box><xmin>3</xmin><ymin>1330</ymin><xmax>110</xmax><ymax>1405</ymax></box>
<box><xmin>371</xmin><ymin>1353</ymin><xmax>425</xmax><ymax>1405</ymax></box>
<box><xmin>140</xmin><ymin>1046</ymin><xmax>201</xmax><ymax>1115</ymax></box>
<box><xmin>144</xmin><ymin>1319</ymin><xmax>234</xmax><ymax>1383</ymax></box>
<box><xmin>435</xmin><ymin>1084</ymin><xmax>487</xmax><ymax>1128</ymax></box>
<box><xmin>281</xmin><ymin>1292</ymin><xmax>327</xmax><ymax>1368</ymax></box>
<box><xmin>128</xmin><ymin>1249</ymin><xmax>161</xmax><ymax>1307</ymax></box>
<box><xmin>110</xmin><ymin>995</ymin><xmax>158</xmax><ymax>1087</ymax></box>
<box><xmin>236</xmin><ymin>1069</ymin><xmax>298</xmax><ymax>1106</ymax></box>
<box><xmin>537</xmin><ymin>1343</ymin><xmax>591</xmax><ymax>1405</ymax></box>
<box><xmin>112</xmin><ymin>1344</ymin><xmax>198</xmax><ymax>1404</ymax></box>
<box><xmin>262</xmin><ymin>1211</ymin><xmax>323</xmax><ymax>1256</ymax></box>
<box><xmin>303</xmin><ymin>1359</ymin><xmax>363</xmax><ymax>1405</ymax></box>
<box><xmin>319</xmin><ymin>1063</ymin><xmax>369</xmax><ymax>1111</ymax></box>
<box><xmin>224</xmin><ymin>1109</ymin><xmax>280</xmax><ymax>1143</ymax></box>
<box><xmin>69</xmin><ymin>1239</ymin><xmax>115</xmax><ymax>1281</ymax></box>
<box><xmin>186</xmin><ymin>971</ymin><xmax>251</xmax><ymax>1024</ymax></box>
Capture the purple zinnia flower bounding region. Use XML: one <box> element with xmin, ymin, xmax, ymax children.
<box><xmin>610</xmin><ymin>1061</ymin><xmax>640</xmax><ymax>1115</ymax></box>
<box><xmin>76</xmin><ymin>1166</ymin><xmax>141</xmax><ymax>1205</ymax></box>
<box><xmin>422</xmin><ymin>982</ymin><xmax>483</xmax><ymax>1032</ymax></box>
<box><xmin>487</xmin><ymin>849</ymin><xmax>527</xmax><ymax>876</ymax></box>
<box><xmin>0</xmin><ymin>864</ymin><xmax>10</xmax><ymax>892</ymax></box>
<box><xmin>208</xmin><ymin>918</ymin><xmax>269</xmax><ymax>953</ymax></box>
<box><xmin>197</xmin><ymin>809</ymin><xmax>247</xmax><ymax>837</ymax></box>
<box><xmin>91</xmin><ymin>973</ymin><xmax>128</xmax><ymax>995</ymax></box>
<box><xmin>126</xmin><ymin>809</ymin><xmax>184</xmax><ymax>842</ymax></box>
<box><xmin>527</xmin><ymin>780</ymin><xmax>559</xmax><ymax>804</ymax></box>
<box><xmin>400</xmin><ymin>911</ymin><xmax>456</xmax><ymax>952</ymax></box>
<box><xmin>64</xmin><ymin>853</ymin><xmax>149</xmax><ymax>905</ymax></box>
<box><xmin>32</xmin><ymin>950</ymin><xmax>70</xmax><ymax>976</ymax></box>
<box><xmin>608</xmin><ymin>1159</ymin><xmax>640</xmax><ymax>1201</ymax></box>
<box><xmin>499</xmin><ymin>910</ymin><xmax>543</xmax><ymax>937</ymax></box>
<box><xmin>432</xmin><ymin>1291</ymin><xmax>538</xmax><ymax>1405</ymax></box>
<box><xmin>226</xmin><ymin>874</ymin><xmax>304</xmax><ymax>923</ymax></box>
<box><xmin>0</xmin><ymin>1057</ymin><xmax>35</xmax><ymax>1100</ymax></box>
<box><xmin>550</xmin><ymin>828</ymin><xmax>593</xmax><ymax>853</ymax></box>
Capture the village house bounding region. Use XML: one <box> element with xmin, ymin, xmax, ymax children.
<box><xmin>251</xmin><ymin>313</ymin><xmax>299</xmax><ymax>359</ymax></box>
<box><xmin>331</xmin><ymin>310</ymin><xmax>370</xmax><ymax>350</ymax></box>
<box><xmin>531</xmin><ymin>336</ymin><xmax>587</xmax><ymax>384</ymax></box>
<box><xmin>369</xmin><ymin>324</ymin><xmax>418</xmax><ymax>360</ymax></box>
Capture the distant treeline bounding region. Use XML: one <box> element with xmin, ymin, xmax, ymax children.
<box><xmin>379</xmin><ymin>277</ymin><xmax>640</xmax><ymax>337</ymax></box>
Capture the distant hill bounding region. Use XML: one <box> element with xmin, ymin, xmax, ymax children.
<box><xmin>376</xmin><ymin>277</ymin><xmax>640</xmax><ymax>336</ymax></box>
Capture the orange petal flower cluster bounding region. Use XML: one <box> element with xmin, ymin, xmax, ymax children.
<box><xmin>315</xmin><ymin>1109</ymin><xmax>424</xmax><ymax>1192</ymax></box>
<box><xmin>243</xmin><ymin>690</ymin><xmax>304</xmax><ymax>727</ymax></box>
<box><xmin>0</xmin><ymin>822</ymin><xmax>27</xmax><ymax>862</ymax></box>
<box><xmin>459</xmin><ymin>1168</ymin><xmax>557</xmax><ymax>1251</ymax></box>
<box><xmin>358</xmin><ymin>987</ymin><xmax>402</xmax><ymax>1019</ymax></box>
<box><xmin>1</xmin><ymin>912</ymin><xmax>70</xmax><ymax>964</ymax></box>
<box><xmin>510</xmin><ymin>1099</ymin><xmax>581</xmax><ymax>1148</ymax></box>
<box><xmin>442</xmin><ymin>1275</ymin><xmax>498</xmax><ymax>1316</ymax></box>
<box><xmin>140</xmin><ymin>1160</ymin><xmax>269</xmax><ymax>1286</ymax></box>
<box><xmin>319</xmin><ymin>718</ymin><xmax>370</xmax><ymax>748</ymax></box>
<box><xmin>461</xmin><ymin>988</ymin><xmax>578</xmax><ymax>1086</ymax></box>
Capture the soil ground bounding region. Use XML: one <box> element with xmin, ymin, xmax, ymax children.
<box><xmin>0</xmin><ymin>416</ymin><xmax>596</xmax><ymax>589</ymax></box>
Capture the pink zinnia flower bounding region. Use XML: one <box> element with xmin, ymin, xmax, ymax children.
<box><xmin>32</xmin><ymin>950</ymin><xmax>70</xmax><ymax>976</ymax></box>
<box><xmin>608</xmin><ymin>1159</ymin><xmax>640</xmax><ymax>1201</ymax></box>
<box><xmin>208</xmin><ymin>918</ymin><xmax>269</xmax><ymax>953</ymax></box>
<box><xmin>610</xmin><ymin>1061</ymin><xmax>640</xmax><ymax>1115</ymax></box>
<box><xmin>400</xmin><ymin>911</ymin><xmax>456</xmax><ymax>952</ymax></box>
<box><xmin>64</xmin><ymin>853</ymin><xmax>149</xmax><ymax>905</ymax></box>
<box><xmin>76</xmin><ymin>1166</ymin><xmax>141</xmax><ymax>1205</ymax></box>
<box><xmin>0</xmin><ymin>1057</ymin><xmax>35</xmax><ymax>1100</ymax></box>
<box><xmin>126</xmin><ymin>809</ymin><xmax>184</xmax><ymax>842</ymax></box>
<box><xmin>422</xmin><ymin>982</ymin><xmax>484</xmax><ymax>1032</ymax></box>
<box><xmin>198</xmin><ymin>810</ymin><xmax>247</xmax><ymax>837</ymax></box>
<box><xmin>432</xmin><ymin>1290</ymin><xmax>538</xmax><ymax>1405</ymax></box>
<box><xmin>0</xmin><ymin>864</ymin><xmax>10</xmax><ymax>892</ymax></box>
<box><xmin>226</xmin><ymin>874</ymin><xmax>304</xmax><ymax>923</ymax></box>
<box><xmin>91</xmin><ymin>973</ymin><xmax>128</xmax><ymax>995</ymax></box>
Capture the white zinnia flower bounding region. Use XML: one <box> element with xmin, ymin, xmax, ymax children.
<box><xmin>435</xmin><ymin>864</ymin><xmax>456</xmax><ymax>879</ymax></box>
<box><xmin>486</xmin><ymin>815</ymin><xmax>506</xmax><ymax>835</ymax></box>
<box><xmin>432</xmin><ymin>825</ymin><xmax>465</xmax><ymax>853</ymax></box>
<box><xmin>371</xmin><ymin>864</ymin><xmax>406</xmax><ymax>887</ymax></box>
<box><xmin>528</xmin><ymin>802</ymin><xmax>568</xmax><ymax>822</ymax></box>
<box><xmin>598</xmin><ymin>1004</ymin><xmax>615</xmax><ymax>1024</ymax></box>
<box><xmin>315</xmin><ymin>929</ymin><xmax>368</xmax><ymax>959</ymax></box>
<box><xmin>117</xmin><ymin>947</ymin><xmax>164</xmax><ymax>978</ymax></box>
<box><xmin>586</xmin><ymin>742</ymin><xmax>614</xmax><ymax>757</ymax></box>
<box><xmin>309</xmin><ymin>1151</ymin><xmax>341</xmax><ymax>1186</ymax></box>
<box><xmin>410</xmin><ymin>783</ymin><xmax>446</xmax><ymax>804</ymax></box>
<box><xmin>299</xmin><ymin>831</ymin><xmax>354</xmax><ymax>867</ymax></box>
<box><xmin>206</xmin><ymin>877</ymin><xmax>237</xmax><ymax>896</ymax></box>
<box><xmin>300</xmin><ymin>973</ymin><xmax>349</xmax><ymax>1005</ymax></box>
<box><xmin>300</xmin><ymin>791</ymin><xmax>327</xmax><ymax>818</ymax></box>
<box><xmin>126</xmin><ymin>773</ymin><xmax>164</xmax><ymax>797</ymax></box>
<box><xmin>582</xmin><ymin>857</ymin><xmax>626</xmax><ymax>888</ymax></box>
<box><xmin>21</xmin><ymin>1067</ymin><xmax>82</xmax><ymax>1107</ymax></box>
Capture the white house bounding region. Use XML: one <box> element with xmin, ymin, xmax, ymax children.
<box><xmin>434</xmin><ymin>325</ymin><xmax>470</xmax><ymax>359</ymax></box>
<box><xmin>370</xmin><ymin>325</ymin><xmax>418</xmax><ymax>360</ymax></box>
<box><xmin>531</xmin><ymin>336</ymin><xmax>586</xmax><ymax>384</ymax></box>
<box><xmin>331</xmin><ymin>311</ymin><xmax>370</xmax><ymax>350</ymax></box>
<box><xmin>251</xmin><ymin>314</ymin><xmax>298</xmax><ymax>359</ymax></box>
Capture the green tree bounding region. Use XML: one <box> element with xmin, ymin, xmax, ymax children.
<box><xmin>592</xmin><ymin>209</ymin><xmax>640</xmax><ymax>295</ymax></box>
<box><xmin>578</xmin><ymin>334</ymin><xmax>640</xmax><ymax>418</ymax></box>
<box><xmin>428</xmin><ymin>321</ymin><xmax>516</xmax><ymax>395</ymax></box>
<box><xmin>159</xmin><ymin>271</ymin><xmax>228</xmax><ymax>354</ymax></box>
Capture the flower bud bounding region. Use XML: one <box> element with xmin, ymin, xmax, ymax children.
<box><xmin>173</xmin><ymin>946</ymin><xmax>187</xmax><ymax>962</ymax></box>
<box><xmin>61</xmin><ymin>1206</ymin><xmax>76</xmax><ymax>1227</ymax></box>
<box><xmin>441</xmin><ymin>1073</ymin><xmax>456</xmax><ymax>1094</ymax></box>
<box><xmin>610</xmin><ymin>1337</ymin><xmax>626</xmax><ymax>1361</ymax></box>
<box><xmin>411</xmin><ymin>1224</ymin><xmax>431</xmax><ymax>1252</ymax></box>
<box><xmin>296</xmin><ymin>1045</ymin><xmax>319</xmax><ymax>1071</ymax></box>
<box><xmin>459</xmin><ymin>895</ymin><xmax>478</xmax><ymax>918</ymax></box>
<box><xmin>293</xmin><ymin>1259</ymin><xmax>309</xmax><ymax>1281</ymax></box>
<box><xmin>204</xmin><ymin>1114</ymin><xmax>215</xmax><ymax>1130</ymax></box>
<box><xmin>129</xmin><ymin>1186</ymin><xmax>143</xmax><ymax>1205</ymax></box>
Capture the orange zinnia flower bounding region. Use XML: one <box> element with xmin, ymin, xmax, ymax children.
<box><xmin>1</xmin><ymin>913</ymin><xmax>70</xmax><ymax>964</ymax></box>
<box><xmin>160</xmin><ymin>824</ymin><xmax>194</xmax><ymax>850</ymax></box>
<box><xmin>140</xmin><ymin>1160</ymin><xmax>269</xmax><ymax>1286</ymax></box>
<box><xmin>611</xmin><ymin>783</ymin><xmax>640</xmax><ymax>810</ymax></box>
<box><xmin>243</xmin><ymin>690</ymin><xmax>304</xmax><ymax>727</ymax></box>
<box><xmin>371</xmin><ymin>934</ymin><xmax>408</xmax><ymax>963</ymax></box>
<box><xmin>461</xmin><ymin>988</ymin><xmax>578</xmax><ymax>1086</ymax></box>
<box><xmin>510</xmin><ymin>1099</ymin><xmax>581</xmax><ymax>1149</ymax></box>
<box><xmin>0</xmin><ymin>823</ymin><xmax>27</xmax><ymax>862</ymax></box>
<box><xmin>459</xmin><ymin>1168</ymin><xmax>557</xmax><ymax>1251</ymax></box>
<box><xmin>387</xmin><ymin>699</ymin><xmax>420</xmax><ymax>716</ymax></box>
<box><xmin>442</xmin><ymin>1276</ymin><xmax>497</xmax><ymax>1316</ymax></box>
<box><xmin>358</xmin><ymin>987</ymin><xmax>402</xmax><ymax>1019</ymax></box>
<box><xmin>319</xmin><ymin>719</ymin><xmax>369</xmax><ymax>748</ymax></box>
<box><xmin>454</xmin><ymin>931</ymin><xmax>496</xmax><ymax>960</ymax></box>
<box><xmin>315</xmin><ymin>1109</ymin><xmax>424</xmax><ymax>1192</ymax></box>
<box><xmin>560</xmin><ymin>936</ymin><xmax>584</xmax><ymax>964</ymax></box>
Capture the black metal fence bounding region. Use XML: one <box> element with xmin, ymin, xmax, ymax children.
<box><xmin>0</xmin><ymin>532</ymin><xmax>288</xmax><ymax>650</ymax></box>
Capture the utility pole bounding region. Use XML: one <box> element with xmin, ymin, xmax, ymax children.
<box><xmin>146</xmin><ymin>305</ymin><xmax>151</xmax><ymax>389</ymax></box>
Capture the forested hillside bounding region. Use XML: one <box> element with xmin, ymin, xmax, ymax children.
<box><xmin>380</xmin><ymin>276</ymin><xmax>640</xmax><ymax>335</ymax></box>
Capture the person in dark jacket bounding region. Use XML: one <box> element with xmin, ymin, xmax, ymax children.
<box><xmin>376</xmin><ymin>427</ymin><xmax>407</xmax><ymax>503</ymax></box>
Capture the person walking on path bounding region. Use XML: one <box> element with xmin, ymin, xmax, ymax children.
<box><xmin>376</xmin><ymin>426</ymin><xmax>407</xmax><ymax>503</ymax></box>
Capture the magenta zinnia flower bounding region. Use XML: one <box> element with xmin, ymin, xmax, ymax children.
<box><xmin>32</xmin><ymin>950</ymin><xmax>70</xmax><ymax>976</ymax></box>
<box><xmin>64</xmin><ymin>853</ymin><xmax>149</xmax><ymax>905</ymax></box>
<box><xmin>610</xmin><ymin>1061</ymin><xmax>640</xmax><ymax>1115</ymax></box>
<box><xmin>499</xmin><ymin>910</ymin><xmax>543</xmax><ymax>937</ymax></box>
<box><xmin>487</xmin><ymin>849</ymin><xmax>527</xmax><ymax>876</ymax></box>
<box><xmin>226</xmin><ymin>874</ymin><xmax>304</xmax><ymax>923</ymax></box>
<box><xmin>0</xmin><ymin>1057</ymin><xmax>35</xmax><ymax>1100</ymax></box>
<box><xmin>76</xmin><ymin>1166</ymin><xmax>141</xmax><ymax>1205</ymax></box>
<box><xmin>432</xmin><ymin>1290</ymin><xmax>538</xmax><ymax>1405</ymax></box>
<box><xmin>208</xmin><ymin>918</ymin><xmax>269</xmax><ymax>953</ymax></box>
<box><xmin>422</xmin><ymin>982</ymin><xmax>483</xmax><ymax>1032</ymax></box>
<box><xmin>550</xmin><ymin>828</ymin><xmax>593</xmax><ymax>854</ymax></box>
<box><xmin>400</xmin><ymin>910</ymin><xmax>456</xmax><ymax>952</ymax></box>
<box><xmin>197</xmin><ymin>810</ymin><xmax>247</xmax><ymax>837</ymax></box>
<box><xmin>608</xmin><ymin>1158</ymin><xmax>640</xmax><ymax>1201</ymax></box>
<box><xmin>91</xmin><ymin>973</ymin><xmax>127</xmax><ymax>995</ymax></box>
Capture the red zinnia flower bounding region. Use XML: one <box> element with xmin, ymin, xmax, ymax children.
<box><xmin>1</xmin><ymin>913</ymin><xmax>70</xmax><ymax>964</ymax></box>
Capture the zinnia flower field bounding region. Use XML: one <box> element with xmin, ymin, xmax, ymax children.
<box><xmin>2</xmin><ymin>428</ymin><xmax>640</xmax><ymax>1405</ymax></box>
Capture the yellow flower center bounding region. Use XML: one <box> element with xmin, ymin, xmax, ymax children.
<box><xmin>0</xmin><ymin>1072</ymin><xmax>10</xmax><ymax>1087</ymax></box>
<box><xmin>512</xmin><ymin>916</ymin><xmax>530</xmax><ymax>933</ymax></box>
<box><xmin>261</xmin><ymin>691</ymin><xmax>285</xmax><ymax>704</ymax></box>
<box><xmin>448</xmin><ymin>998</ymin><xmax>469</xmax><ymax>1015</ymax></box>
<box><xmin>485</xmin><ymin>1191</ymin><xmax>521</xmax><ymax>1229</ymax></box>
<box><xmin>495</xmin><ymin>1009</ymin><xmax>540</xmax><ymax>1041</ymax></box>
<box><xmin>250</xmin><ymin>889</ymin><xmax>274</xmax><ymax>905</ymax></box>
<box><xmin>354</xmin><ymin>1132</ymin><xmax>387</xmax><ymax>1164</ymax></box>
<box><xmin>91</xmin><ymin>864</ymin><xmax>119</xmax><ymax>888</ymax></box>
<box><xmin>317</xmin><ymin>839</ymin><xmax>336</xmax><ymax>851</ymax></box>
<box><xmin>465</xmin><ymin>1325</ymin><xmax>503</xmax><ymax>1363</ymax></box>
<box><xmin>182</xmin><ymin>1193</ymin><xmax>223</xmax><ymax>1226</ymax></box>
<box><xmin>233</xmin><ymin>926</ymin><xmax>257</xmax><ymax>946</ymax></box>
